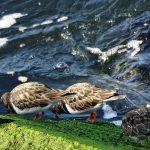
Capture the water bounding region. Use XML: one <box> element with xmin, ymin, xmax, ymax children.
<box><xmin>0</xmin><ymin>0</ymin><xmax>150</xmax><ymax>124</ymax></box>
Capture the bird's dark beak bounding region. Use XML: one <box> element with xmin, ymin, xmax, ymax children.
<box><xmin>0</xmin><ymin>96</ymin><xmax>2</xmax><ymax>104</ymax></box>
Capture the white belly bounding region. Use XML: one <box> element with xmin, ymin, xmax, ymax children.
<box><xmin>10</xmin><ymin>98</ymin><xmax>51</xmax><ymax>115</ymax></box>
<box><xmin>14</xmin><ymin>105</ymin><xmax>51</xmax><ymax>115</ymax></box>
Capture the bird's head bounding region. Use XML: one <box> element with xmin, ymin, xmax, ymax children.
<box><xmin>1</xmin><ymin>92</ymin><xmax>15</xmax><ymax>113</ymax></box>
<box><xmin>1</xmin><ymin>92</ymin><xmax>10</xmax><ymax>108</ymax></box>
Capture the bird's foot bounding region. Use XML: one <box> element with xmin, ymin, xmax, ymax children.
<box><xmin>33</xmin><ymin>112</ymin><xmax>44</xmax><ymax>121</ymax></box>
<box><xmin>86</xmin><ymin>111</ymin><xmax>97</xmax><ymax>124</ymax></box>
<box><xmin>86</xmin><ymin>118</ymin><xmax>97</xmax><ymax>123</ymax></box>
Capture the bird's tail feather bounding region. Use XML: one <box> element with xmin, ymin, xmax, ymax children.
<box><xmin>103</xmin><ymin>95</ymin><xmax>126</xmax><ymax>102</ymax></box>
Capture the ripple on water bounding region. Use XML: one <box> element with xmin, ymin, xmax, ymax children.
<box><xmin>0</xmin><ymin>0</ymin><xmax>149</xmax><ymax>119</ymax></box>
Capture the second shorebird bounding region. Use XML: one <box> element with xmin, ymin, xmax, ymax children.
<box><xmin>1</xmin><ymin>82</ymin><xmax>126</xmax><ymax>123</ymax></box>
<box><xmin>122</xmin><ymin>105</ymin><xmax>150</xmax><ymax>136</ymax></box>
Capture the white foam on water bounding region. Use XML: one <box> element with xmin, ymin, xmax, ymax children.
<box><xmin>146</xmin><ymin>104</ymin><xmax>150</xmax><ymax>108</ymax></box>
<box><xmin>0</xmin><ymin>13</ymin><xmax>27</xmax><ymax>29</ymax></box>
<box><xmin>1</xmin><ymin>11</ymin><xmax>6</xmax><ymax>15</ymax></box>
<box><xmin>71</xmin><ymin>49</ymin><xmax>77</xmax><ymax>55</ymax></box>
<box><xmin>18</xmin><ymin>26</ymin><xmax>27</xmax><ymax>32</ymax></box>
<box><xmin>6</xmin><ymin>71</ymin><xmax>15</xmax><ymax>76</ymax></box>
<box><xmin>18</xmin><ymin>76</ymin><xmax>28</xmax><ymax>82</ymax></box>
<box><xmin>144</xmin><ymin>23</ymin><xmax>148</xmax><ymax>26</ymax></box>
<box><xmin>31</xmin><ymin>19</ymin><xmax>53</xmax><ymax>28</ymax></box>
<box><xmin>106</xmin><ymin>45</ymin><xmax>127</xmax><ymax>55</ymax></box>
<box><xmin>86</xmin><ymin>47</ymin><xmax>107</xmax><ymax>61</ymax></box>
<box><xmin>102</xmin><ymin>104</ymin><xmax>117</xmax><ymax>119</ymax></box>
<box><xmin>32</xmin><ymin>23</ymin><xmax>40</xmax><ymax>28</ymax></box>
<box><xmin>71</xmin><ymin>49</ymin><xmax>85</xmax><ymax>57</ymax></box>
<box><xmin>86</xmin><ymin>47</ymin><xmax>102</xmax><ymax>54</ymax></box>
<box><xmin>41</xmin><ymin>20</ymin><xmax>53</xmax><ymax>25</ymax></box>
<box><xmin>127</xmin><ymin>13</ymin><xmax>131</xmax><ymax>17</ymax></box>
<box><xmin>86</xmin><ymin>45</ymin><xmax>128</xmax><ymax>62</ymax></box>
<box><xmin>111</xmin><ymin>120</ymin><xmax>122</xmax><ymax>126</ymax></box>
<box><xmin>38</xmin><ymin>2</ymin><xmax>41</xmax><ymax>6</ymax></box>
<box><xmin>29</xmin><ymin>55</ymin><xmax>34</xmax><ymax>59</ymax></box>
<box><xmin>53</xmin><ymin>62</ymin><xmax>68</xmax><ymax>69</ymax></box>
<box><xmin>0</xmin><ymin>37</ymin><xmax>8</xmax><ymax>47</ymax></box>
<box><xmin>107</xmin><ymin>20</ymin><xmax>114</xmax><ymax>23</ymax></box>
<box><xmin>61</xmin><ymin>32</ymin><xmax>70</xmax><ymax>40</ymax></box>
<box><xmin>127</xmin><ymin>40</ymin><xmax>143</xmax><ymax>57</ymax></box>
<box><xmin>57</xmin><ymin>16</ymin><xmax>68</xmax><ymax>22</ymax></box>
<box><xmin>19</xmin><ymin>43</ymin><xmax>25</xmax><ymax>48</ymax></box>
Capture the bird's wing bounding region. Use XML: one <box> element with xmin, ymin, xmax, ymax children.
<box><xmin>66</xmin><ymin>82</ymin><xmax>118</xmax><ymax>100</ymax></box>
<box><xmin>10</xmin><ymin>82</ymin><xmax>67</xmax><ymax>110</ymax></box>
<box><xmin>52</xmin><ymin>82</ymin><xmax>120</xmax><ymax>114</ymax></box>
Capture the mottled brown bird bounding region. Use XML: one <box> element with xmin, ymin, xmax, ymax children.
<box><xmin>122</xmin><ymin>105</ymin><xmax>150</xmax><ymax>136</ymax></box>
<box><xmin>1</xmin><ymin>82</ymin><xmax>126</xmax><ymax>122</ymax></box>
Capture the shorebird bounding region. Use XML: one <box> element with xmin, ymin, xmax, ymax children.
<box><xmin>1</xmin><ymin>82</ymin><xmax>126</xmax><ymax>122</ymax></box>
<box><xmin>122</xmin><ymin>105</ymin><xmax>150</xmax><ymax>136</ymax></box>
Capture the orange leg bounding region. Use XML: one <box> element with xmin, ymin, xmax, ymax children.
<box><xmin>86</xmin><ymin>111</ymin><xmax>97</xmax><ymax>123</ymax></box>
<box><xmin>33</xmin><ymin>112</ymin><xmax>44</xmax><ymax>120</ymax></box>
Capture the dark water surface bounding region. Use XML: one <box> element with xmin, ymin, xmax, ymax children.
<box><xmin>0</xmin><ymin>0</ymin><xmax>150</xmax><ymax>122</ymax></box>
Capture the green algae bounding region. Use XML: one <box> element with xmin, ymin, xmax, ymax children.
<box><xmin>0</xmin><ymin>114</ymin><xmax>150</xmax><ymax>150</ymax></box>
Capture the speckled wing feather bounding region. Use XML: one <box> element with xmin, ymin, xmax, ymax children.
<box><xmin>66</xmin><ymin>82</ymin><xmax>117</xmax><ymax>100</ymax></box>
<box><xmin>66</xmin><ymin>82</ymin><xmax>117</xmax><ymax>108</ymax></box>
<box><xmin>122</xmin><ymin>106</ymin><xmax>150</xmax><ymax>136</ymax></box>
<box><xmin>10</xmin><ymin>82</ymin><xmax>67</xmax><ymax>110</ymax></box>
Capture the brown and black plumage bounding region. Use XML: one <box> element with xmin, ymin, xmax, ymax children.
<box><xmin>122</xmin><ymin>106</ymin><xmax>150</xmax><ymax>136</ymax></box>
<box><xmin>1</xmin><ymin>82</ymin><xmax>68</xmax><ymax>119</ymax></box>
<box><xmin>51</xmin><ymin>82</ymin><xmax>126</xmax><ymax>122</ymax></box>
<box><xmin>1</xmin><ymin>82</ymin><xmax>126</xmax><ymax>122</ymax></box>
<box><xmin>52</xmin><ymin>82</ymin><xmax>125</xmax><ymax>113</ymax></box>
